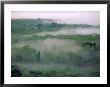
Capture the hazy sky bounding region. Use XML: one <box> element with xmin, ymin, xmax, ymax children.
<box><xmin>11</xmin><ymin>11</ymin><xmax>100</xmax><ymax>25</ymax></box>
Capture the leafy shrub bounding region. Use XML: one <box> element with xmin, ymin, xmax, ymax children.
<box><xmin>11</xmin><ymin>45</ymin><xmax>40</xmax><ymax>62</ymax></box>
<box><xmin>11</xmin><ymin>65</ymin><xmax>22</xmax><ymax>77</ymax></box>
<box><xmin>29</xmin><ymin>70</ymin><xmax>43</xmax><ymax>77</ymax></box>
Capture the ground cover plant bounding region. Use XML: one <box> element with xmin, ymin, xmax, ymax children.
<box><xmin>11</xmin><ymin>14</ymin><xmax>100</xmax><ymax>77</ymax></box>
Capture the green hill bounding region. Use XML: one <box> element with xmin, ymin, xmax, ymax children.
<box><xmin>11</xmin><ymin>19</ymin><xmax>99</xmax><ymax>34</ymax></box>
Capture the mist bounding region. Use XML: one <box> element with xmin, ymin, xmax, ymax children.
<box><xmin>11</xmin><ymin>11</ymin><xmax>100</xmax><ymax>25</ymax></box>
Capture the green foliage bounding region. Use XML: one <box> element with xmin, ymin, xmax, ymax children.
<box><xmin>56</xmin><ymin>34</ymin><xmax>100</xmax><ymax>51</ymax></box>
<box><xmin>11</xmin><ymin>45</ymin><xmax>40</xmax><ymax>62</ymax></box>
<box><xmin>11</xmin><ymin>65</ymin><xmax>22</xmax><ymax>77</ymax></box>
<box><xmin>11</xmin><ymin>19</ymin><xmax>99</xmax><ymax>34</ymax></box>
<box><xmin>56</xmin><ymin>34</ymin><xmax>99</xmax><ymax>42</ymax></box>
<box><xmin>11</xmin><ymin>19</ymin><xmax>100</xmax><ymax>77</ymax></box>
<box><xmin>11</xmin><ymin>34</ymin><xmax>100</xmax><ymax>76</ymax></box>
<box><xmin>11</xmin><ymin>19</ymin><xmax>66</xmax><ymax>33</ymax></box>
<box><xmin>11</xmin><ymin>63</ymin><xmax>100</xmax><ymax>77</ymax></box>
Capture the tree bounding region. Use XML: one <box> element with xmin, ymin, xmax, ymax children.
<box><xmin>37</xmin><ymin>51</ymin><xmax>40</xmax><ymax>62</ymax></box>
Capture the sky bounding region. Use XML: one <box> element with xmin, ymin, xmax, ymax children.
<box><xmin>11</xmin><ymin>11</ymin><xmax>100</xmax><ymax>25</ymax></box>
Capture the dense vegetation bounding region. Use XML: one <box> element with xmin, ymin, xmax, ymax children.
<box><xmin>11</xmin><ymin>19</ymin><xmax>100</xmax><ymax>77</ymax></box>
<box><xmin>11</xmin><ymin>19</ymin><xmax>99</xmax><ymax>33</ymax></box>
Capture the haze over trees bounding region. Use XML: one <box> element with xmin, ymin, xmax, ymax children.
<box><xmin>11</xmin><ymin>12</ymin><xmax>100</xmax><ymax>77</ymax></box>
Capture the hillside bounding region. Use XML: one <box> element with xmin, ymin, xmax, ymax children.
<box><xmin>11</xmin><ymin>19</ymin><xmax>99</xmax><ymax>34</ymax></box>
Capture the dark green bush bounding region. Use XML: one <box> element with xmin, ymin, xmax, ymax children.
<box><xmin>11</xmin><ymin>65</ymin><xmax>22</xmax><ymax>77</ymax></box>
